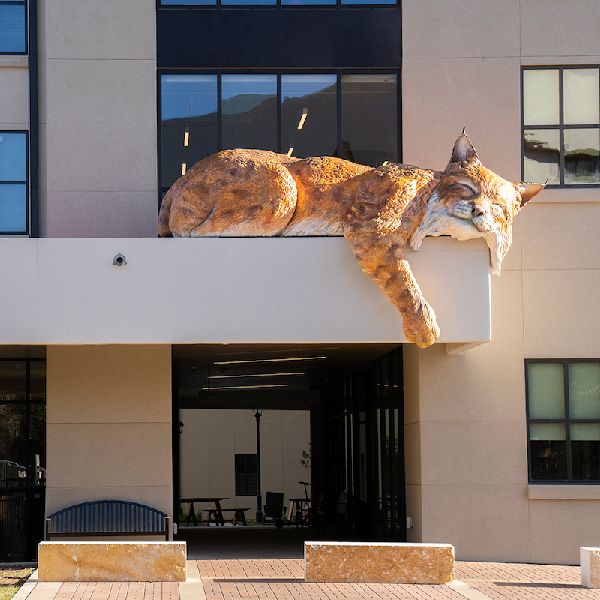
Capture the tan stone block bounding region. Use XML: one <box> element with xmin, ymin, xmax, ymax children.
<box><xmin>304</xmin><ymin>542</ymin><xmax>454</xmax><ymax>584</ymax></box>
<box><xmin>38</xmin><ymin>542</ymin><xmax>186</xmax><ymax>582</ymax></box>
<box><xmin>581</xmin><ymin>547</ymin><xmax>600</xmax><ymax>588</ymax></box>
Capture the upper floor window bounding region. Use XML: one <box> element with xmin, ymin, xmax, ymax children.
<box><xmin>0</xmin><ymin>131</ymin><xmax>28</xmax><ymax>234</ymax></box>
<box><xmin>160</xmin><ymin>72</ymin><xmax>398</xmax><ymax>194</ymax></box>
<box><xmin>160</xmin><ymin>0</ymin><xmax>395</xmax><ymax>6</ymax></box>
<box><xmin>0</xmin><ymin>1</ymin><xmax>27</xmax><ymax>54</ymax></box>
<box><xmin>522</xmin><ymin>67</ymin><xmax>599</xmax><ymax>187</ymax></box>
<box><xmin>526</xmin><ymin>360</ymin><xmax>600</xmax><ymax>483</ymax></box>
<box><xmin>235</xmin><ymin>454</ymin><xmax>257</xmax><ymax>496</ymax></box>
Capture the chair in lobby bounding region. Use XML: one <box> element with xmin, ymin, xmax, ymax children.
<box><xmin>263</xmin><ymin>492</ymin><xmax>285</xmax><ymax>528</ymax></box>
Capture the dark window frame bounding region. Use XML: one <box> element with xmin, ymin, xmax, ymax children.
<box><xmin>0</xmin><ymin>0</ymin><xmax>27</xmax><ymax>55</ymax></box>
<box><xmin>157</xmin><ymin>69</ymin><xmax>401</xmax><ymax>203</ymax></box>
<box><xmin>0</xmin><ymin>130</ymin><xmax>29</xmax><ymax>236</ymax></box>
<box><xmin>525</xmin><ymin>358</ymin><xmax>600</xmax><ymax>484</ymax></box>
<box><xmin>521</xmin><ymin>66</ymin><xmax>600</xmax><ymax>189</ymax></box>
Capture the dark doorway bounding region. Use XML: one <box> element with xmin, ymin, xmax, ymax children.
<box><xmin>171</xmin><ymin>343</ymin><xmax>404</xmax><ymax>540</ymax></box>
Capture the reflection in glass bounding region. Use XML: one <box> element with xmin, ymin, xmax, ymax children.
<box><xmin>523</xmin><ymin>130</ymin><xmax>560</xmax><ymax>184</ymax></box>
<box><xmin>0</xmin><ymin>4</ymin><xmax>26</xmax><ymax>54</ymax></box>
<box><xmin>222</xmin><ymin>75</ymin><xmax>277</xmax><ymax>152</ymax></box>
<box><xmin>571</xmin><ymin>423</ymin><xmax>600</xmax><ymax>481</ymax></box>
<box><xmin>341</xmin><ymin>75</ymin><xmax>397</xmax><ymax>167</ymax></box>
<box><xmin>523</xmin><ymin>69</ymin><xmax>559</xmax><ymax>126</ymax></box>
<box><xmin>222</xmin><ymin>0</ymin><xmax>275</xmax><ymax>5</ymax></box>
<box><xmin>0</xmin><ymin>403</ymin><xmax>26</xmax><ymax>467</ymax></box>
<box><xmin>564</xmin><ymin>69</ymin><xmax>600</xmax><ymax>126</ymax></box>
<box><xmin>569</xmin><ymin>363</ymin><xmax>600</xmax><ymax>419</ymax></box>
<box><xmin>564</xmin><ymin>129</ymin><xmax>600</xmax><ymax>184</ymax></box>
<box><xmin>0</xmin><ymin>361</ymin><xmax>26</xmax><ymax>402</ymax></box>
<box><xmin>281</xmin><ymin>75</ymin><xmax>337</xmax><ymax>158</ymax></box>
<box><xmin>527</xmin><ymin>362</ymin><xmax>565</xmax><ymax>419</ymax></box>
<box><xmin>530</xmin><ymin>423</ymin><xmax>566</xmax><ymax>481</ymax></box>
<box><xmin>161</xmin><ymin>75</ymin><xmax>218</xmax><ymax>189</ymax></box>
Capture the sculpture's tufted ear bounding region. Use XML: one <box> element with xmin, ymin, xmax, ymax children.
<box><xmin>515</xmin><ymin>182</ymin><xmax>545</xmax><ymax>207</ymax></box>
<box><xmin>447</xmin><ymin>130</ymin><xmax>481</xmax><ymax>168</ymax></box>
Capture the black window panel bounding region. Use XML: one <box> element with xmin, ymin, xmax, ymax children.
<box><xmin>157</xmin><ymin>9</ymin><xmax>401</xmax><ymax>70</ymax></box>
<box><xmin>235</xmin><ymin>453</ymin><xmax>257</xmax><ymax>496</ymax></box>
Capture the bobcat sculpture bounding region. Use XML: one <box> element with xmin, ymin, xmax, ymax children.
<box><xmin>159</xmin><ymin>133</ymin><xmax>543</xmax><ymax>347</ymax></box>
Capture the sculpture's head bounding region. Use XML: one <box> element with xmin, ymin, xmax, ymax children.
<box><xmin>410</xmin><ymin>132</ymin><xmax>544</xmax><ymax>275</ymax></box>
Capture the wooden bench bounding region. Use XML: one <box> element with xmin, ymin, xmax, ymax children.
<box><xmin>45</xmin><ymin>500</ymin><xmax>170</xmax><ymax>541</ymax></box>
<box><xmin>207</xmin><ymin>508</ymin><xmax>250</xmax><ymax>526</ymax></box>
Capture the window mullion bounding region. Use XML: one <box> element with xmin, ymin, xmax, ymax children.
<box><xmin>564</xmin><ymin>361</ymin><xmax>573</xmax><ymax>481</ymax></box>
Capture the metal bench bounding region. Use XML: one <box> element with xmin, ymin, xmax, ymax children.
<box><xmin>45</xmin><ymin>500</ymin><xmax>170</xmax><ymax>541</ymax></box>
<box><xmin>207</xmin><ymin>508</ymin><xmax>250</xmax><ymax>526</ymax></box>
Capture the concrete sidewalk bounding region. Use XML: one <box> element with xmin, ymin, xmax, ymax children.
<box><xmin>12</xmin><ymin>559</ymin><xmax>599</xmax><ymax>600</ymax></box>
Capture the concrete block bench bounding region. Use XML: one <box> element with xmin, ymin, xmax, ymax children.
<box><xmin>304</xmin><ymin>541</ymin><xmax>454</xmax><ymax>584</ymax></box>
<box><xmin>581</xmin><ymin>547</ymin><xmax>600</xmax><ymax>588</ymax></box>
<box><xmin>38</xmin><ymin>541</ymin><xmax>186</xmax><ymax>582</ymax></box>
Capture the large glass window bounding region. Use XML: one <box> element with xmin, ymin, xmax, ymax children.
<box><xmin>522</xmin><ymin>67</ymin><xmax>600</xmax><ymax>186</ymax></box>
<box><xmin>0</xmin><ymin>360</ymin><xmax>46</xmax><ymax>488</ymax></box>
<box><xmin>526</xmin><ymin>360</ymin><xmax>600</xmax><ymax>482</ymax></box>
<box><xmin>160</xmin><ymin>72</ymin><xmax>398</xmax><ymax>193</ymax></box>
<box><xmin>0</xmin><ymin>1</ymin><xmax>26</xmax><ymax>54</ymax></box>
<box><xmin>160</xmin><ymin>0</ymin><xmax>394</xmax><ymax>6</ymax></box>
<box><xmin>0</xmin><ymin>132</ymin><xmax>28</xmax><ymax>234</ymax></box>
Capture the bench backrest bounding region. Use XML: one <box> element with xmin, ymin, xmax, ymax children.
<box><xmin>46</xmin><ymin>500</ymin><xmax>169</xmax><ymax>538</ymax></box>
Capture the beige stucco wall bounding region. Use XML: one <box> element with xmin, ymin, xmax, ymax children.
<box><xmin>36</xmin><ymin>0</ymin><xmax>158</xmax><ymax>238</ymax></box>
<box><xmin>45</xmin><ymin>345</ymin><xmax>173</xmax><ymax>523</ymax></box>
<box><xmin>179</xmin><ymin>408</ymin><xmax>310</xmax><ymax>517</ymax></box>
<box><xmin>403</xmin><ymin>0</ymin><xmax>600</xmax><ymax>564</ymax></box>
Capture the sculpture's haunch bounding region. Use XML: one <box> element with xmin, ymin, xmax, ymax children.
<box><xmin>159</xmin><ymin>135</ymin><xmax>544</xmax><ymax>347</ymax></box>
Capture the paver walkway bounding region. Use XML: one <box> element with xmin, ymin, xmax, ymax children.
<box><xmin>12</xmin><ymin>559</ymin><xmax>600</xmax><ymax>600</ymax></box>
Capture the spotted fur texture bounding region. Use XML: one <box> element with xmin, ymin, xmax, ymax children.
<box><xmin>159</xmin><ymin>134</ymin><xmax>543</xmax><ymax>347</ymax></box>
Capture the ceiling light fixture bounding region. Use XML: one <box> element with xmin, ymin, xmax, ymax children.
<box><xmin>201</xmin><ymin>384</ymin><xmax>288</xmax><ymax>390</ymax></box>
<box><xmin>214</xmin><ymin>356</ymin><xmax>326</xmax><ymax>366</ymax></box>
<box><xmin>210</xmin><ymin>372</ymin><xmax>305</xmax><ymax>380</ymax></box>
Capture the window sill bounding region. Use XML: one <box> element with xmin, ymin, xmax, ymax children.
<box><xmin>0</xmin><ymin>56</ymin><xmax>28</xmax><ymax>68</ymax></box>
<box><xmin>528</xmin><ymin>485</ymin><xmax>600</xmax><ymax>500</ymax></box>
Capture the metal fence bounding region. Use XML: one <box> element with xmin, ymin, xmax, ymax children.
<box><xmin>0</xmin><ymin>486</ymin><xmax>45</xmax><ymax>561</ymax></box>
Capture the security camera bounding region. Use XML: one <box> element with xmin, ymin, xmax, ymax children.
<box><xmin>113</xmin><ymin>253</ymin><xmax>127</xmax><ymax>266</ymax></box>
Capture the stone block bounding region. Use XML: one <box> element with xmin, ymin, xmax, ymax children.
<box><xmin>304</xmin><ymin>541</ymin><xmax>454</xmax><ymax>584</ymax></box>
<box><xmin>38</xmin><ymin>542</ymin><xmax>186</xmax><ymax>582</ymax></box>
<box><xmin>581</xmin><ymin>547</ymin><xmax>600</xmax><ymax>588</ymax></box>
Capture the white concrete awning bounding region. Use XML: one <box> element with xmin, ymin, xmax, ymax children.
<box><xmin>0</xmin><ymin>236</ymin><xmax>491</xmax><ymax>347</ymax></box>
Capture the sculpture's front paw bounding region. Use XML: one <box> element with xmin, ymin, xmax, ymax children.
<box><xmin>402</xmin><ymin>301</ymin><xmax>440</xmax><ymax>348</ymax></box>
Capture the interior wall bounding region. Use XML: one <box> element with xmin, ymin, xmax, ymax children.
<box><xmin>45</xmin><ymin>345</ymin><xmax>173</xmax><ymax>522</ymax></box>
<box><xmin>179</xmin><ymin>408</ymin><xmax>310</xmax><ymax>516</ymax></box>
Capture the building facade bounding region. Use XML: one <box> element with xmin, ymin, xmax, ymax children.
<box><xmin>0</xmin><ymin>0</ymin><xmax>599</xmax><ymax>565</ymax></box>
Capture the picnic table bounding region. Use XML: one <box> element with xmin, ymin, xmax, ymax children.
<box><xmin>180</xmin><ymin>497</ymin><xmax>229</xmax><ymax>526</ymax></box>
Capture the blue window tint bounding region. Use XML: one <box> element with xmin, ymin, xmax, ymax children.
<box><xmin>160</xmin><ymin>0</ymin><xmax>215</xmax><ymax>4</ymax></box>
<box><xmin>0</xmin><ymin>4</ymin><xmax>26</xmax><ymax>54</ymax></box>
<box><xmin>0</xmin><ymin>132</ymin><xmax>27</xmax><ymax>234</ymax></box>
<box><xmin>0</xmin><ymin>184</ymin><xmax>26</xmax><ymax>232</ymax></box>
<box><xmin>0</xmin><ymin>132</ymin><xmax>27</xmax><ymax>181</ymax></box>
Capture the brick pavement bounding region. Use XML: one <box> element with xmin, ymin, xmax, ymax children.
<box><xmin>13</xmin><ymin>559</ymin><xmax>600</xmax><ymax>600</ymax></box>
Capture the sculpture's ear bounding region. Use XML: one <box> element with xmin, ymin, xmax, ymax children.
<box><xmin>515</xmin><ymin>182</ymin><xmax>545</xmax><ymax>207</ymax></box>
<box><xmin>447</xmin><ymin>130</ymin><xmax>481</xmax><ymax>168</ymax></box>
